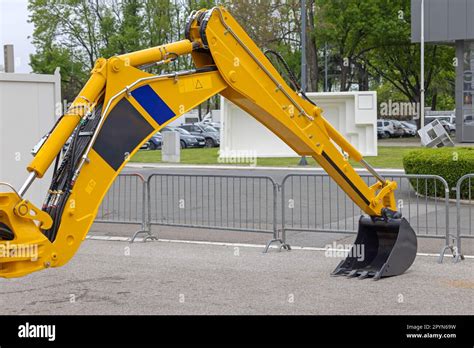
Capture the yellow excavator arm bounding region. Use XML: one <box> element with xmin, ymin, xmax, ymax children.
<box><xmin>0</xmin><ymin>7</ymin><xmax>416</xmax><ymax>279</ymax></box>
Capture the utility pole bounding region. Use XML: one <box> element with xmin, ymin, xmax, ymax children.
<box><xmin>299</xmin><ymin>0</ymin><xmax>308</xmax><ymax>166</ymax></box>
<box><xmin>420</xmin><ymin>0</ymin><xmax>425</xmax><ymax>129</ymax></box>
<box><xmin>301</xmin><ymin>0</ymin><xmax>307</xmax><ymax>92</ymax></box>
<box><xmin>324</xmin><ymin>42</ymin><xmax>328</xmax><ymax>92</ymax></box>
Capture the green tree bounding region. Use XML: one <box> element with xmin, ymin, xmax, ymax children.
<box><xmin>315</xmin><ymin>0</ymin><xmax>380</xmax><ymax>91</ymax></box>
<box><xmin>30</xmin><ymin>45</ymin><xmax>86</xmax><ymax>102</ymax></box>
<box><xmin>28</xmin><ymin>0</ymin><xmax>217</xmax><ymax>101</ymax></box>
<box><xmin>28</xmin><ymin>0</ymin><xmax>455</xmax><ymax>116</ymax></box>
<box><xmin>223</xmin><ymin>0</ymin><xmax>304</xmax><ymax>90</ymax></box>
<box><xmin>314</xmin><ymin>0</ymin><xmax>455</xmax><ymax>118</ymax></box>
<box><xmin>364</xmin><ymin>0</ymin><xmax>454</xmax><ymax>108</ymax></box>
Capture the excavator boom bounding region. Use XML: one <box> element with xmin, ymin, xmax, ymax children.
<box><xmin>0</xmin><ymin>6</ymin><xmax>416</xmax><ymax>279</ymax></box>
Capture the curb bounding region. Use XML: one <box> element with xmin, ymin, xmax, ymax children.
<box><xmin>85</xmin><ymin>235</ymin><xmax>473</xmax><ymax>259</ymax></box>
<box><xmin>125</xmin><ymin>162</ymin><xmax>405</xmax><ymax>173</ymax></box>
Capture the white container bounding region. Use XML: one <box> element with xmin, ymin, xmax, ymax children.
<box><xmin>0</xmin><ymin>69</ymin><xmax>61</xmax><ymax>206</ymax></box>
<box><xmin>220</xmin><ymin>91</ymin><xmax>378</xmax><ymax>158</ymax></box>
<box><xmin>162</xmin><ymin>131</ymin><xmax>180</xmax><ymax>163</ymax></box>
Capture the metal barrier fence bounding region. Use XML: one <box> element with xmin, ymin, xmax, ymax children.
<box><xmin>280</xmin><ymin>173</ymin><xmax>458</xmax><ymax>261</ymax></box>
<box><xmin>146</xmin><ymin>174</ymin><xmax>282</xmax><ymax>249</ymax></box>
<box><xmin>94</xmin><ymin>172</ymin><xmax>473</xmax><ymax>261</ymax></box>
<box><xmin>456</xmin><ymin>174</ymin><xmax>474</xmax><ymax>258</ymax></box>
<box><xmin>95</xmin><ymin>173</ymin><xmax>153</xmax><ymax>241</ymax></box>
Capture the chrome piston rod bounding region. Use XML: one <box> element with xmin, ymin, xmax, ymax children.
<box><xmin>18</xmin><ymin>172</ymin><xmax>37</xmax><ymax>197</ymax></box>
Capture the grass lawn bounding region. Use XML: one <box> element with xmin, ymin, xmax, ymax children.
<box><xmin>130</xmin><ymin>146</ymin><xmax>420</xmax><ymax>169</ymax></box>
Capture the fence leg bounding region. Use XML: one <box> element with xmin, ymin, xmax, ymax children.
<box><xmin>263</xmin><ymin>240</ymin><xmax>291</xmax><ymax>253</ymax></box>
<box><xmin>130</xmin><ymin>179</ymin><xmax>157</xmax><ymax>243</ymax></box>
<box><xmin>438</xmin><ymin>243</ymin><xmax>462</xmax><ymax>263</ymax></box>
<box><xmin>438</xmin><ymin>185</ymin><xmax>459</xmax><ymax>263</ymax></box>
<box><xmin>263</xmin><ymin>183</ymin><xmax>291</xmax><ymax>253</ymax></box>
<box><xmin>130</xmin><ymin>226</ymin><xmax>156</xmax><ymax>243</ymax></box>
<box><xmin>454</xmin><ymin>246</ymin><xmax>464</xmax><ymax>263</ymax></box>
<box><xmin>263</xmin><ymin>232</ymin><xmax>291</xmax><ymax>253</ymax></box>
<box><xmin>452</xmin><ymin>237</ymin><xmax>465</xmax><ymax>263</ymax></box>
<box><xmin>452</xmin><ymin>178</ymin><xmax>465</xmax><ymax>262</ymax></box>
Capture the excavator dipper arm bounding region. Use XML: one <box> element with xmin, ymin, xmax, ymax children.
<box><xmin>0</xmin><ymin>7</ymin><xmax>416</xmax><ymax>279</ymax></box>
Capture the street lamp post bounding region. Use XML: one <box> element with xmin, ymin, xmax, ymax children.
<box><xmin>420</xmin><ymin>0</ymin><xmax>425</xmax><ymax>129</ymax></box>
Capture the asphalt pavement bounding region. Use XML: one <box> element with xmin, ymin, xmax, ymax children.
<box><xmin>0</xmin><ymin>239</ymin><xmax>471</xmax><ymax>315</ymax></box>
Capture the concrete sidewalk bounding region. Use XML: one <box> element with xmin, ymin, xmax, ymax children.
<box><xmin>0</xmin><ymin>239</ymin><xmax>472</xmax><ymax>315</ymax></box>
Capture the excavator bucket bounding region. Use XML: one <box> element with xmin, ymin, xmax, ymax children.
<box><xmin>332</xmin><ymin>216</ymin><xmax>417</xmax><ymax>280</ymax></box>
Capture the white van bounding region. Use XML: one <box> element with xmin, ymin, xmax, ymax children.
<box><xmin>425</xmin><ymin>114</ymin><xmax>455</xmax><ymax>125</ymax></box>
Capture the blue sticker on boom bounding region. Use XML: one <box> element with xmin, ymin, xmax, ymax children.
<box><xmin>131</xmin><ymin>85</ymin><xmax>175</xmax><ymax>125</ymax></box>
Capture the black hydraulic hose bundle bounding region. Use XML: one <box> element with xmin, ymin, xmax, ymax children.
<box><xmin>0</xmin><ymin>222</ymin><xmax>14</xmax><ymax>240</ymax></box>
<box><xmin>42</xmin><ymin>103</ymin><xmax>103</xmax><ymax>242</ymax></box>
<box><xmin>263</xmin><ymin>49</ymin><xmax>318</xmax><ymax>107</ymax></box>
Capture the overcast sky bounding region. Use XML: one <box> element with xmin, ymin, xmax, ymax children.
<box><xmin>0</xmin><ymin>0</ymin><xmax>35</xmax><ymax>73</ymax></box>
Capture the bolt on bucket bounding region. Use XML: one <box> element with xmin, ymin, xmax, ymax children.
<box><xmin>331</xmin><ymin>215</ymin><xmax>417</xmax><ymax>280</ymax></box>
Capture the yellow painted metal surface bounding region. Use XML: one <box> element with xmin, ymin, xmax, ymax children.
<box><xmin>119</xmin><ymin>39</ymin><xmax>195</xmax><ymax>67</ymax></box>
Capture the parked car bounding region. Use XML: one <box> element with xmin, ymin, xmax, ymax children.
<box><xmin>161</xmin><ymin>126</ymin><xmax>206</xmax><ymax>148</ymax></box>
<box><xmin>390</xmin><ymin>120</ymin><xmax>408</xmax><ymax>137</ymax></box>
<box><xmin>425</xmin><ymin>114</ymin><xmax>456</xmax><ymax>125</ymax></box>
<box><xmin>209</xmin><ymin>123</ymin><xmax>220</xmax><ymax>131</ymax></box>
<box><xmin>377</xmin><ymin>120</ymin><xmax>393</xmax><ymax>138</ymax></box>
<box><xmin>146</xmin><ymin>132</ymin><xmax>163</xmax><ymax>150</ymax></box>
<box><xmin>377</xmin><ymin>127</ymin><xmax>389</xmax><ymax>139</ymax></box>
<box><xmin>399</xmin><ymin>121</ymin><xmax>417</xmax><ymax>136</ymax></box>
<box><xmin>377</xmin><ymin>120</ymin><xmax>404</xmax><ymax>138</ymax></box>
<box><xmin>179</xmin><ymin>123</ymin><xmax>220</xmax><ymax>147</ymax></box>
<box><xmin>438</xmin><ymin>120</ymin><xmax>456</xmax><ymax>135</ymax></box>
<box><xmin>400</xmin><ymin>121</ymin><xmax>417</xmax><ymax>134</ymax></box>
<box><xmin>201</xmin><ymin>120</ymin><xmax>221</xmax><ymax>131</ymax></box>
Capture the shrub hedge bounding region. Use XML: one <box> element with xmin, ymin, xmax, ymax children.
<box><xmin>402</xmin><ymin>147</ymin><xmax>474</xmax><ymax>199</ymax></box>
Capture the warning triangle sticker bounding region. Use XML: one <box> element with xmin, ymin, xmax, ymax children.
<box><xmin>195</xmin><ymin>79</ymin><xmax>203</xmax><ymax>89</ymax></box>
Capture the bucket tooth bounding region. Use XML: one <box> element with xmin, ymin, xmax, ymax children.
<box><xmin>331</xmin><ymin>260</ymin><xmax>346</xmax><ymax>276</ymax></box>
<box><xmin>373</xmin><ymin>263</ymin><xmax>388</xmax><ymax>281</ymax></box>
<box><xmin>331</xmin><ymin>215</ymin><xmax>417</xmax><ymax>280</ymax></box>
<box><xmin>347</xmin><ymin>269</ymin><xmax>358</xmax><ymax>278</ymax></box>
